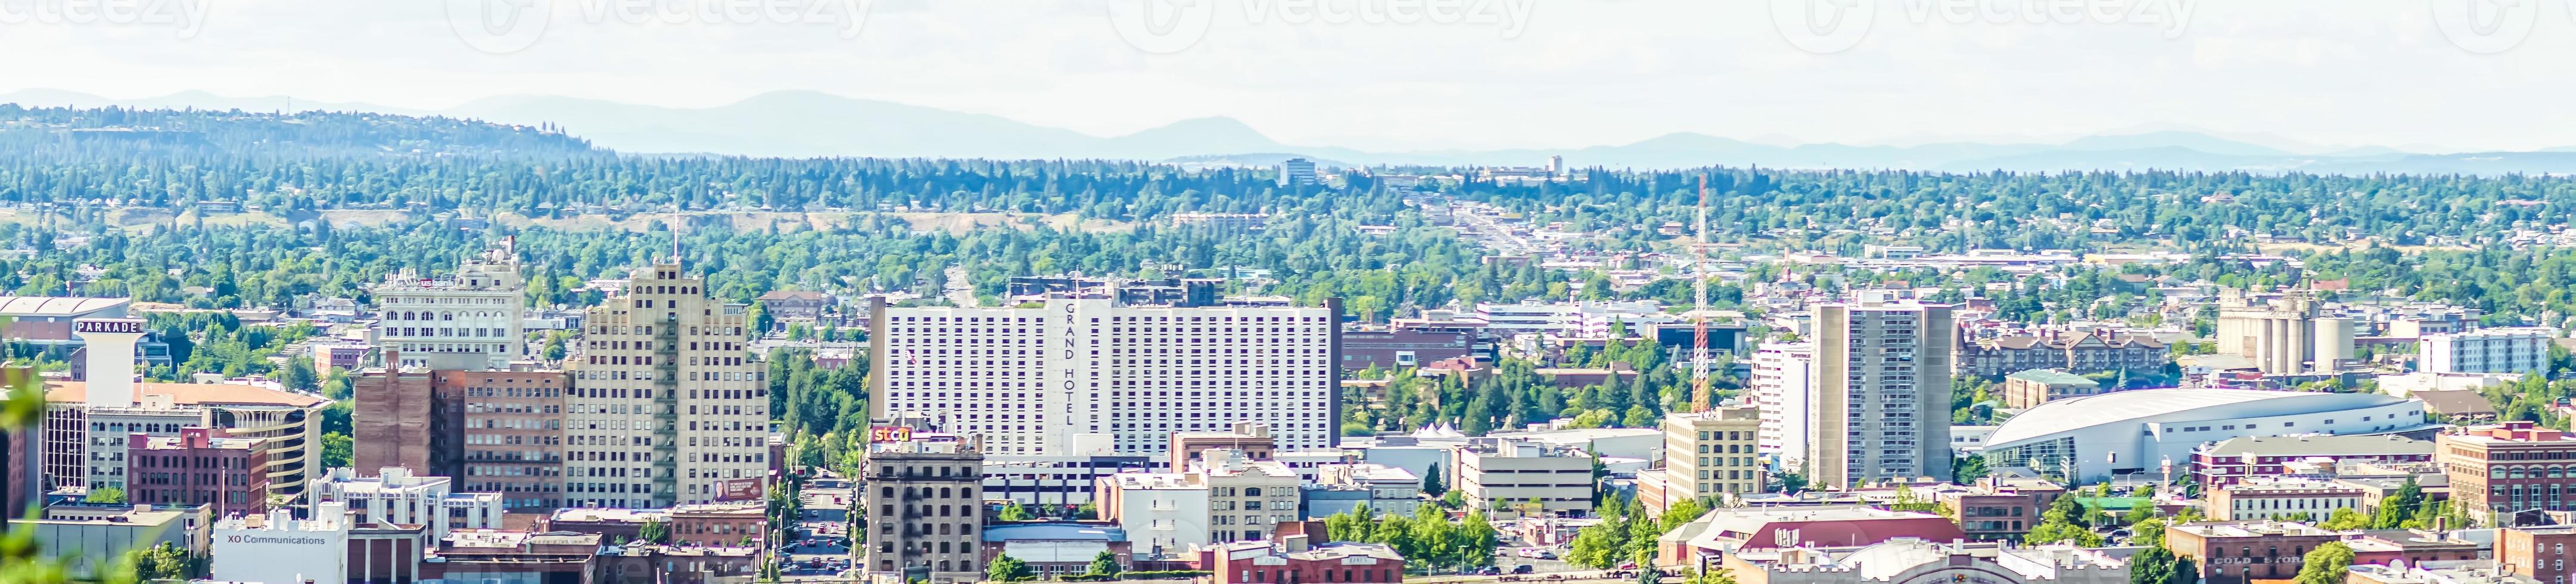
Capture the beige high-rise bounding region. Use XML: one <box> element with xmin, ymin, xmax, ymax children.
<box><xmin>1656</xmin><ymin>406</ymin><xmax>1762</xmax><ymax>508</ymax></box>
<box><xmin>564</xmin><ymin>261</ymin><xmax>768</xmax><ymax>508</ymax></box>
<box><xmin>1805</xmin><ymin>296</ymin><xmax>1953</xmax><ymax>489</ymax></box>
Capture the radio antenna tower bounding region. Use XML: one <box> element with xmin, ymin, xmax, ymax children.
<box><xmin>1691</xmin><ymin>175</ymin><xmax>1713</xmax><ymax>412</ymax></box>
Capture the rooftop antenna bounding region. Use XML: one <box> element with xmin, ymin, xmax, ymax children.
<box><xmin>1692</xmin><ymin>175</ymin><xmax>1713</xmax><ymax>412</ymax></box>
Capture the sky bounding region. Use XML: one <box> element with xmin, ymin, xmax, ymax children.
<box><xmin>3</xmin><ymin>0</ymin><xmax>2572</xmax><ymax>152</ymax></box>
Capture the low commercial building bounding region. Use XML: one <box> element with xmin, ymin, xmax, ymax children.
<box><xmin>1722</xmin><ymin>539</ymin><xmax>2131</xmax><ymax>584</ymax></box>
<box><xmin>1096</xmin><ymin>448</ymin><xmax>1301</xmax><ymax>558</ymax></box>
<box><xmin>1200</xmin><ymin>540</ymin><xmax>1405</xmax><ymax>584</ymax></box>
<box><xmin>210</xmin><ymin>502</ymin><xmax>353</xmax><ymax>584</ymax></box>
<box><xmin>667</xmin><ymin>502</ymin><xmax>766</xmax><ymax>548</ymax></box>
<box><xmin>981</xmin><ymin>522</ymin><xmax>1130</xmax><ymax>579</ymax></box>
<box><xmin>1937</xmin><ymin>477</ymin><xmax>2065</xmax><ymax>541</ymax></box>
<box><xmin>2192</xmin><ymin>434</ymin><xmax>2434</xmax><ymax>487</ymax></box>
<box><xmin>2163</xmin><ymin>521</ymin><xmax>2342</xmax><ymax>584</ymax></box>
<box><xmin>595</xmin><ymin>544</ymin><xmax>763</xmax><ymax>584</ymax></box>
<box><xmin>1312</xmin><ymin>462</ymin><xmax>1421</xmax><ymax>517</ymax></box>
<box><xmin>8</xmin><ymin>503</ymin><xmax>210</xmax><ymax>580</ymax></box>
<box><xmin>2208</xmin><ymin>477</ymin><xmax>2370</xmax><ymax>521</ymax></box>
<box><xmin>419</xmin><ymin>529</ymin><xmax>601</xmax><ymax>583</ymax></box>
<box><xmin>2000</xmin><ymin>369</ymin><xmax>2104</xmax><ymax>409</ymax></box>
<box><xmin>1656</xmin><ymin>505</ymin><xmax>1968</xmax><ymax>570</ymax></box>
<box><xmin>1458</xmin><ymin>438</ymin><xmax>1595</xmax><ymax>518</ymax></box>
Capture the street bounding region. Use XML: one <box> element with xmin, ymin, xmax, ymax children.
<box><xmin>779</xmin><ymin>473</ymin><xmax>858</xmax><ymax>582</ymax></box>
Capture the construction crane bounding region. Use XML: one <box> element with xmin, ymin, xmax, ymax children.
<box><xmin>1691</xmin><ymin>175</ymin><xmax>1713</xmax><ymax>412</ymax></box>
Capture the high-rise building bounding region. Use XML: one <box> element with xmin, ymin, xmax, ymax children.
<box><xmin>372</xmin><ymin>240</ymin><xmax>525</xmax><ymax>371</ymax></box>
<box><xmin>1805</xmin><ymin>296</ymin><xmax>1954</xmax><ymax>488</ymax></box>
<box><xmin>869</xmin><ymin>296</ymin><xmax>1340</xmax><ymax>457</ymax></box>
<box><xmin>1277</xmin><ymin>158</ymin><xmax>1318</xmax><ymax>187</ymax></box>
<box><xmin>1750</xmin><ymin>341</ymin><xmax>1813</xmax><ymax>463</ymax></box>
<box><xmin>859</xmin><ymin>431</ymin><xmax>985</xmax><ymax>583</ymax></box>
<box><xmin>351</xmin><ymin>363</ymin><xmax>570</xmax><ymax>510</ymax></box>
<box><xmin>1645</xmin><ymin>406</ymin><xmax>1762</xmax><ymax>514</ymax></box>
<box><xmin>2421</xmin><ymin>327</ymin><xmax>2554</xmax><ymax>375</ymax></box>
<box><xmin>564</xmin><ymin>260</ymin><xmax>768</xmax><ymax>508</ymax></box>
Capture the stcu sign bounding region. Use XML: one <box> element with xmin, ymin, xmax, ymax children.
<box><xmin>74</xmin><ymin>319</ymin><xmax>146</xmax><ymax>334</ymax></box>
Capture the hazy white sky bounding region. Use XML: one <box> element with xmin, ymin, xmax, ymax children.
<box><xmin>4</xmin><ymin>0</ymin><xmax>2571</xmax><ymax>151</ymax></box>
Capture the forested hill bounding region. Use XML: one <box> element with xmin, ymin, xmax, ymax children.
<box><xmin>0</xmin><ymin>104</ymin><xmax>599</xmax><ymax>158</ymax></box>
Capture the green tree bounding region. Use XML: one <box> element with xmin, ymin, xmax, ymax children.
<box><xmin>2319</xmin><ymin>507</ymin><xmax>2369</xmax><ymax>530</ymax></box>
<box><xmin>2024</xmin><ymin>494</ymin><xmax>2102</xmax><ymax>546</ymax></box>
<box><xmin>638</xmin><ymin>518</ymin><xmax>670</xmax><ymax>545</ymax></box>
<box><xmin>1422</xmin><ymin>462</ymin><xmax>1447</xmax><ymax>496</ymax></box>
<box><xmin>276</xmin><ymin>356</ymin><xmax>319</xmax><ymax>393</ymax></box>
<box><xmin>1660</xmin><ymin>499</ymin><xmax>1709</xmax><ymax>532</ymax></box>
<box><xmin>85</xmin><ymin>486</ymin><xmax>126</xmax><ymax>504</ymax></box>
<box><xmin>2292</xmin><ymin>542</ymin><xmax>2354</xmax><ymax>584</ymax></box>
<box><xmin>988</xmin><ymin>554</ymin><xmax>1036</xmax><ymax>583</ymax></box>
<box><xmin>132</xmin><ymin>542</ymin><xmax>197</xmax><ymax>580</ymax></box>
<box><xmin>998</xmin><ymin>502</ymin><xmax>1031</xmax><ymax>522</ymax></box>
<box><xmin>1087</xmin><ymin>549</ymin><xmax>1122</xmax><ymax>577</ymax></box>
<box><xmin>320</xmin><ymin>432</ymin><xmax>353</xmax><ymax>467</ymax></box>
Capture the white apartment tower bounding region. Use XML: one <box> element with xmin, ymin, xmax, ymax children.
<box><xmin>1805</xmin><ymin>296</ymin><xmax>1955</xmax><ymax>489</ymax></box>
<box><xmin>564</xmin><ymin>260</ymin><xmax>768</xmax><ymax>508</ymax></box>
<box><xmin>1751</xmin><ymin>341</ymin><xmax>1814</xmax><ymax>465</ymax></box>
<box><xmin>2421</xmin><ymin>327</ymin><xmax>2555</xmax><ymax>375</ymax></box>
<box><xmin>869</xmin><ymin>295</ymin><xmax>1341</xmax><ymax>457</ymax></box>
<box><xmin>375</xmin><ymin>240</ymin><xmax>526</xmax><ymax>370</ymax></box>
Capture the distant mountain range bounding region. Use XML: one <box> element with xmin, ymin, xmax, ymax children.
<box><xmin>11</xmin><ymin>88</ymin><xmax>2576</xmax><ymax>175</ymax></box>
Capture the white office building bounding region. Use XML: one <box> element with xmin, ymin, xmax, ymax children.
<box><xmin>869</xmin><ymin>296</ymin><xmax>1341</xmax><ymax>457</ymax></box>
<box><xmin>1979</xmin><ymin>389</ymin><xmax>2439</xmax><ymax>483</ymax></box>
<box><xmin>1751</xmin><ymin>341</ymin><xmax>1814</xmax><ymax>464</ymax></box>
<box><xmin>307</xmin><ymin>467</ymin><xmax>505</xmax><ymax>539</ymax></box>
<box><xmin>1277</xmin><ymin>158</ymin><xmax>1318</xmax><ymax>187</ymax></box>
<box><xmin>211</xmin><ymin>503</ymin><xmax>352</xmax><ymax>584</ymax></box>
<box><xmin>2420</xmin><ymin>327</ymin><xmax>2555</xmax><ymax>375</ymax></box>
<box><xmin>372</xmin><ymin>240</ymin><xmax>525</xmax><ymax>370</ymax></box>
<box><xmin>1474</xmin><ymin>300</ymin><xmax>1675</xmax><ymax>337</ymax></box>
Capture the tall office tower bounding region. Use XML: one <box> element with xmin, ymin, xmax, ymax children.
<box><xmin>870</xmin><ymin>295</ymin><xmax>1340</xmax><ymax>457</ymax></box>
<box><xmin>1805</xmin><ymin>296</ymin><xmax>1954</xmax><ymax>489</ymax></box>
<box><xmin>564</xmin><ymin>260</ymin><xmax>767</xmax><ymax>508</ymax></box>
<box><xmin>1750</xmin><ymin>341</ymin><xmax>1814</xmax><ymax>464</ymax></box>
<box><xmin>860</xmin><ymin>430</ymin><xmax>985</xmax><ymax>583</ymax></box>
<box><xmin>375</xmin><ymin>240</ymin><xmax>526</xmax><ymax>370</ymax></box>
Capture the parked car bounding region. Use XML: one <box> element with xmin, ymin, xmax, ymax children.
<box><xmin>1513</xmin><ymin>565</ymin><xmax>1536</xmax><ymax>574</ymax></box>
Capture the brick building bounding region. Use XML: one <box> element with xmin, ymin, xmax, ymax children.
<box><xmin>1957</xmin><ymin>331</ymin><xmax>2167</xmax><ymax>377</ymax></box>
<box><xmin>352</xmin><ymin>362</ymin><xmax>569</xmax><ymax>510</ymax></box>
<box><xmin>755</xmin><ymin>290</ymin><xmax>833</xmax><ymax>322</ymax></box>
<box><xmin>2208</xmin><ymin>477</ymin><xmax>2369</xmax><ymax>521</ymax></box>
<box><xmin>126</xmin><ymin>427</ymin><xmax>269</xmax><ymax>517</ymax></box>
<box><xmin>1999</xmin><ymin>369</ymin><xmax>2102</xmax><ymax>409</ymax></box>
<box><xmin>1937</xmin><ymin>477</ymin><xmax>2065</xmax><ymax>541</ymax></box>
<box><xmin>2435</xmin><ymin>421</ymin><xmax>2576</xmax><ymax>525</ymax></box>
<box><xmin>2498</xmin><ymin>525</ymin><xmax>2576</xmax><ymax>584</ymax></box>
<box><xmin>2164</xmin><ymin>521</ymin><xmax>2341</xmax><ymax>584</ymax></box>
<box><xmin>667</xmin><ymin>502</ymin><xmax>766</xmax><ymax>548</ymax></box>
<box><xmin>1200</xmin><ymin>540</ymin><xmax>1405</xmax><ymax>584</ymax></box>
<box><xmin>2194</xmin><ymin>434</ymin><xmax>2434</xmax><ymax>488</ymax></box>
